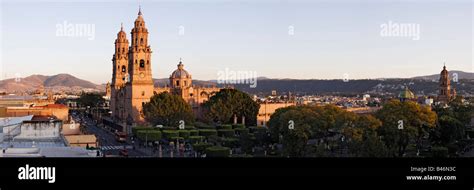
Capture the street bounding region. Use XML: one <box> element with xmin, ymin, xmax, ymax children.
<box><xmin>71</xmin><ymin>111</ymin><xmax>149</xmax><ymax>157</ymax></box>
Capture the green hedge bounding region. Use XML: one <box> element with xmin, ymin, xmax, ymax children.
<box><xmin>217</xmin><ymin>124</ymin><xmax>233</xmax><ymax>130</ymax></box>
<box><xmin>195</xmin><ymin>122</ymin><xmax>214</xmax><ymax>129</ymax></box>
<box><xmin>234</xmin><ymin>128</ymin><xmax>249</xmax><ymax>135</ymax></box>
<box><xmin>185</xmin><ymin>125</ymin><xmax>196</xmax><ymax>130</ymax></box>
<box><xmin>232</xmin><ymin>124</ymin><xmax>245</xmax><ymax>129</ymax></box>
<box><xmin>221</xmin><ymin>138</ymin><xmax>239</xmax><ymax>148</ymax></box>
<box><xmin>217</xmin><ymin>129</ymin><xmax>235</xmax><ymax>137</ymax></box>
<box><xmin>188</xmin><ymin>136</ymin><xmax>205</xmax><ymax>144</ymax></box>
<box><xmin>248</xmin><ymin>126</ymin><xmax>258</xmax><ymax>133</ymax></box>
<box><xmin>169</xmin><ymin>137</ymin><xmax>185</xmax><ymax>141</ymax></box>
<box><xmin>199</xmin><ymin>129</ymin><xmax>218</xmax><ymax>137</ymax></box>
<box><xmin>132</xmin><ymin>127</ymin><xmax>154</xmax><ymax>136</ymax></box>
<box><xmin>162</xmin><ymin>126</ymin><xmax>177</xmax><ymax>130</ymax></box>
<box><xmin>230</xmin><ymin>154</ymin><xmax>253</xmax><ymax>158</ymax></box>
<box><xmin>178</xmin><ymin>130</ymin><xmax>191</xmax><ymax>139</ymax></box>
<box><xmin>163</xmin><ymin>130</ymin><xmax>180</xmax><ymax>140</ymax></box>
<box><xmin>248</xmin><ymin>126</ymin><xmax>267</xmax><ymax>134</ymax></box>
<box><xmin>192</xmin><ymin>142</ymin><xmax>212</xmax><ymax>153</ymax></box>
<box><xmin>205</xmin><ymin>146</ymin><xmax>231</xmax><ymax>157</ymax></box>
<box><xmin>189</xmin><ymin>130</ymin><xmax>199</xmax><ymax>136</ymax></box>
<box><xmin>137</xmin><ymin>130</ymin><xmax>162</xmax><ymax>141</ymax></box>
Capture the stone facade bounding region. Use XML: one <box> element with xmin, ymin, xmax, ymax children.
<box><xmin>110</xmin><ymin>8</ymin><xmax>222</xmax><ymax>128</ymax></box>
<box><xmin>155</xmin><ymin>60</ymin><xmax>221</xmax><ymax>113</ymax></box>
<box><xmin>111</xmin><ymin>8</ymin><xmax>154</xmax><ymax>124</ymax></box>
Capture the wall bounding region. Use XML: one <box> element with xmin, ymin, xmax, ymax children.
<box><xmin>15</xmin><ymin>121</ymin><xmax>61</xmax><ymax>139</ymax></box>
<box><xmin>257</xmin><ymin>102</ymin><xmax>296</xmax><ymax>126</ymax></box>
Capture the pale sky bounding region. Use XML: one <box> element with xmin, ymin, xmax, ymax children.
<box><xmin>0</xmin><ymin>0</ymin><xmax>472</xmax><ymax>84</ymax></box>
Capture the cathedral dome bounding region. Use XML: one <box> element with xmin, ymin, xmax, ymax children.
<box><xmin>171</xmin><ymin>60</ymin><xmax>191</xmax><ymax>79</ymax></box>
<box><xmin>399</xmin><ymin>86</ymin><xmax>415</xmax><ymax>100</ymax></box>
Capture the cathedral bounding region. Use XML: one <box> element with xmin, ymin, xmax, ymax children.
<box><xmin>437</xmin><ymin>64</ymin><xmax>456</xmax><ymax>104</ymax></box>
<box><xmin>110</xmin><ymin>8</ymin><xmax>221</xmax><ymax>129</ymax></box>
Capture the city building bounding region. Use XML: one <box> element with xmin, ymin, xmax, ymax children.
<box><xmin>257</xmin><ymin>102</ymin><xmax>296</xmax><ymax>126</ymax></box>
<box><xmin>1</xmin><ymin>115</ymin><xmax>96</xmax><ymax>157</ymax></box>
<box><xmin>0</xmin><ymin>94</ymin><xmax>55</xmax><ymax>107</ymax></box>
<box><xmin>64</xmin><ymin>135</ymin><xmax>98</xmax><ymax>148</ymax></box>
<box><xmin>0</xmin><ymin>104</ymin><xmax>69</xmax><ymax>122</ymax></box>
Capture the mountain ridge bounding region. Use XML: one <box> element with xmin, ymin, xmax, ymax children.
<box><xmin>0</xmin><ymin>70</ymin><xmax>472</xmax><ymax>94</ymax></box>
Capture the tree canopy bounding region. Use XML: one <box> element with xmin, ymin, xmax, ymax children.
<box><xmin>202</xmin><ymin>89</ymin><xmax>260</xmax><ymax>125</ymax></box>
<box><xmin>77</xmin><ymin>92</ymin><xmax>105</xmax><ymax>108</ymax></box>
<box><xmin>143</xmin><ymin>92</ymin><xmax>195</xmax><ymax>127</ymax></box>
<box><xmin>375</xmin><ymin>99</ymin><xmax>437</xmax><ymax>156</ymax></box>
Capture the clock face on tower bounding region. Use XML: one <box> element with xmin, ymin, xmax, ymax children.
<box><xmin>139</xmin><ymin>72</ymin><xmax>145</xmax><ymax>78</ymax></box>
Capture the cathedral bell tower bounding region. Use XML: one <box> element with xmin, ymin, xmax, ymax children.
<box><xmin>111</xmin><ymin>23</ymin><xmax>129</xmax><ymax>119</ymax></box>
<box><xmin>112</xmin><ymin>23</ymin><xmax>129</xmax><ymax>89</ymax></box>
<box><xmin>125</xmin><ymin>7</ymin><xmax>154</xmax><ymax>123</ymax></box>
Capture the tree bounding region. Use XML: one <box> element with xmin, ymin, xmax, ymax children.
<box><xmin>282</xmin><ymin>124</ymin><xmax>311</xmax><ymax>157</ymax></box>
<box><xmin>142</xmin><ymin>92</ymin><xmax>195</xmax><ymax>127</ymax></box>
<box><xmin>432</xmin><ymin>115</ymin><xmax>464</xmax><ymax>145</ymax></box>
<box><xmin>430</xmin><ymin>97</ymin><xmax>472</xmax><ymax>155</ymax></box>
<box><xmin>375</xmin><ymin>99</ymin><xmax>437</xmax><ymax>157</ymax></box>
<box><xmin>268</xmin><ymin>105</ymin><xmax>358</xmax><ymax>157</ymax></box>
<box><xmin>202</xmin><ymin>89</ymin><xmax>260</xmax><ymax>125</ymax></box>
<box><xmin>77</xmin><ymin>92</ymin><xmax>105</xmax><ymax>108</ymax></box>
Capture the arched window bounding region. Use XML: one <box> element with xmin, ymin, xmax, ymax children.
<box><xmin>140</xmin><ymin>38</ymin><xmax>143</xmax><ymax>44</ymax></box>
<box><xmin>140</xmin><ymin>60</ymin><xmax>145</xmax><ymax>68</ymax></box>
<box><xmin>121</xmin><ymin>65</ymin><xmax>126</xmax><ymax>73</ymax></box>
<box><xmin>184</xmin><ymin>81</ymin><xmax>187</xmax><ymax>86</ymax></box>
<box><xmin>176</xmin><ymin>80</ymin><xmax>180</xmax><ymax>86</ymax></box>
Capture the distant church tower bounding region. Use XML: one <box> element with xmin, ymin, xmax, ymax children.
<box><xmin>438</xmin><ymin>64</ymin><xmax>455</xmax><ymax>103</ymax></box>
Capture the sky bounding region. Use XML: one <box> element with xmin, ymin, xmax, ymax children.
<box><xmin>0</xmin><ymin>0</ymin><xmax>472</xmax><ymax>84</ymax></box>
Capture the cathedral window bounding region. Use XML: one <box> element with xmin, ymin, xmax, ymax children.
<box><xmin>140</xmin><ymin>38</ymin><xmax>143</xmax><ymax>45</ymax></box>
<box><xmin>176</xmin><ymin>80</ymin><xmax>180</xmax><ymax>86</ymax></box>
<box><xmin>121</xmin><ymin>66</ymin><xmax>126</xmax><ymax>73</ymax></box>
<box><xmin>140</xmin><ymin>60</ymin><xmax>145</xmax><ymax>69</ymax></box>
<box><xmin>142</xmin><ymin>91</ymin><xmax>145</xmax><ymax>96</ymax></box>
<box><xmin>184</xmin><ymin>81</ymin><xmax>187</xmax><ymax>86</ymax></box>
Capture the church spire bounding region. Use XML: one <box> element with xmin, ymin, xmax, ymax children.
<box><xmin>138</xmin><ymin>5</ymin><xmax>142</xmax><ymax>15</ymax></box>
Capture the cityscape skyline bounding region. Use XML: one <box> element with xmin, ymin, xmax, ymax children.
<box><xmin>0</xmin><ymin>0</ymin><xmax>473</xmax><ymax>84</ymax></box>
